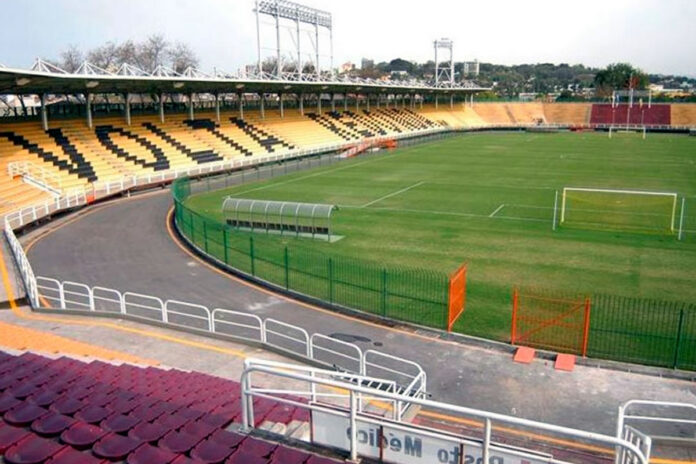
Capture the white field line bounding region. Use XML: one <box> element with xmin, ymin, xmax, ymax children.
<box><xmin>231</xmin><ymin>158</ymin><xmax>380</xmax><ymax>196</ymax></box>
<box><xmin>489</xmin><ymin>204</ymin><xmax>505</xmax><ymax>217</ymax></box>
<box><xmin>338</xmin><ymin>204</ymin><xmax>548</xmax><ymax>224</ymax></box>
<box><xmin>361</xmin><ymin>181</ymin><xmax>425</xmax><ymax>208</ymax></box>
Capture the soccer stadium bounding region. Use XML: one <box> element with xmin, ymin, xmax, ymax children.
<box><xmin>0</xmin><ymin>1</ymin><xmax>695</xmax><ymax>463</ymax></box>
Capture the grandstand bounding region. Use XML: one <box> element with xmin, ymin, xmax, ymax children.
<box><xmin>2</xmin><ymin>9</ymin><xmax>696</xmax><ymax>462</ymax></box>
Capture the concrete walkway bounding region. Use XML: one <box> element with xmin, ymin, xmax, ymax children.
<box><xmin>20</xmin><ymin>190</ymin><xmax>696</xmax><ymax>437</ymax></box>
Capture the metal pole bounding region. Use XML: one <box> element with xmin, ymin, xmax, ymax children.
<box><xmin>188</xmin><ymin>92</ymin><xmax>194</xmax><ymax>120</ymax></box>
<box><xmin>366</xmin><ymin>94</ymin><xmax>370</xmax><ymax>111</ymax></box>
<box><xmin>343</xmin><ymin>93</ymin><xmax>348</xmax><ymax>112</ymax></box>
<box><xmin>483</xmin><ymin>418</ymin><xmax>492</xmax><ymax>464</ymax></box>
<box><xmin>40</xmin><ymin>93</ymin><xmax>48</xmax><ymax>131</ymax></box>
<box><xmin>678</xmin><ymin>197</ymin><xmax>685</xmax><ymax>241</ymax></box>
<box><xmin>238</xmin><ymin>92</ymin><xmax>244</xmax><ymax>120</ymax></box>
<box><xmin>215</xmin><ymin>93</ymin><xmax>220</xmax><ymax>123</ymax></box>
<box><xmin>356</xmin><ymin>94</ymin><xmax>359</xmax><ymax>112</ymax></box>
<box><xmin>159</xmin><ymin>92</ymin><xmax>165</xmax><ymax>123</ymax></box>
<box><xmin>552</xmin><ymin>190</ymin><xmax>558</xmax><ymax>231</ymax></box>
<box><xmin>315</xmin><ymin>21</ymin><xmax>320</xmax><ymax>79</ymax></box>
<box><xmin>124</xmin><ymin>93</ymin><xmax>131</xmax><ymax>126</ymax></box>
<box><xmin>296</xmin><ymin>6</ymin><xmax>301</xmax><ymax>80</ymax></box>
<box><xmin>349</xmin><ymin>391</ymin><xmax>358</xmax><ymax>462</ymax></box>
<box><xmin>275</xmin><ymin>5</ymin><xmax>281</xmax><ymax>79</ymax></box>
<box><xmin>330</xmin><ymin>93</ymin><xmax>335</xmax><ymax>112</ymax></box>
<box><xmin>329</xmin><ymin>24</ymin><xmax>334</xmax><ymax>78</ymax></box>
<box><xmin>279</xmin><ymin>92</ymin><xmax>284</xmax><ymax>118</ymax></box>
<box><xmin>299</xmin><ymin>93</ymin><xmax>304</xmax><ymax>115</ymax></box>
<box><xmin>86</xmin><ymin>93</ymin><xmax>93</xmax><ymax>130</ymax></box>
<box><xmin>255</xmin><ymin>0</ymin><xmax>262</xmax><ymax>76</ymax></box>
<box><xmin>317</xmin><ymin>93</ymin><xmax>321</xmax><ymax>114</ymax></box>
<box><xmin>260</xmin><ymin>93</ymin><xmax>265</xmax><ymax>119</ymax></box>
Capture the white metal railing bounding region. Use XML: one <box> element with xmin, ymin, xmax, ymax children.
<box><xmin>32</xmin><ymin>275</ymin><xmax>426</xmax><ymax>415</ymax></box>
<box><xmin>7</xmin><ymin>161</ymin><xmax>62</xmax><ymax>195</ymax></box>
<box><xmin>241</xmin><ymin>358</ymin><xmax>651</xmax><ymax>464</ymax></box>
<box><xmin>3</xmin><ymin>220</ymin><xmax>39</xmax><ymax>307</ymax></box>
<box><xmin>616</xmin><ymin>400</ymin><xmax>696</xmax><ymax>463</ymax></box>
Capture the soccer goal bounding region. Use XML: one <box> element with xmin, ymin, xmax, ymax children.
<box><xmin>559</xmin><ymin>187</ymin><xmax>679</xmax><ymax>234</ymax></box>
<box><xmin>608</xmin><ymin>125</ymin><xmax>646</xmax><ymax>139</ymax></box>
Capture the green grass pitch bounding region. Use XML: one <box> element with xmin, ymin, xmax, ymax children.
<box><xmin>184</xmin><ymin>132</ymin><xmax>696</xmax><ymax>342</ymax></box>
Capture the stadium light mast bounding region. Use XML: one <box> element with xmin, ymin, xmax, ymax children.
<box><xmin>434</xmin><ymin>38</ymin><xmax>454</xmax><ymax>87</ymax></box>
<box><xmin>254</xmin><ymin>0</ymin><xmax>333</xmax><ymax>79</ymax></box>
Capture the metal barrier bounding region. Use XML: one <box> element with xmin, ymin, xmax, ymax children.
<box><xmin>242</xmin><ymin>358</ymin><xmax>651</xmax><ymax>464</ymax></box>
<box><xmin>616</xmin><ymin>400</ymin><xmax>696</xmax><ymax>463</ymax></box>
<box><xmin>32</xmin><ymin>275</ymin><xmax>427</xmax><ymax>413</ymax></box>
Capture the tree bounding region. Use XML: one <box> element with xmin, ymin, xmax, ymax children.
<box><xmin>137</xmin><ymin>34</ymin><xmax>169</xmax><ymax>72</ymax></box>
<box><xmin>115</xmin><ymin>40</ymin><xmax>139</xmax><ymax>69</ymax></box>
<box><xmin>594</xmin><ymin>63</ymin><xmax>648</xmax><ymax>97</ymax></box>
<box><xmin>168</xmin><ymin>42</ymin><xmax>199</xmax><ymax>74</ymax></box>
<box><xmin>87</xmin><ymin>42</ymin><xmax>118</xmax><ymax>72</ymax></box>
<box><xmin>60</xmin><ymin>45</ymin><xmax>83</xmax><ymax>73</ymax></box>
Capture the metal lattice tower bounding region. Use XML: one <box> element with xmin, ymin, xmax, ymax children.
<box><xmin>434</xmin><ymin>38</ymin><xmax>454</xmax><ymax>87</ymax></box>
<box><xmin>254</xmin><ymin>0</ymin><xmax>333</xmax><ymax>79</ymax></box>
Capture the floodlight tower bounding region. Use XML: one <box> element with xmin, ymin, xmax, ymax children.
<box><xmin>434</xmin><ymin>38</ymin><xmax>454</xmax><ymax>87</ymax></box>
<box><xmin>254</xmin><ymin>0</ymin><xmax>333</xmax><ymax>79</ymax></box>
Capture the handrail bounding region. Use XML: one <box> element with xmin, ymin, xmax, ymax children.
<box><xmin>241</xmin><ymin>358</ymin><xmax>650</xmax><ymax>464</ymax></box>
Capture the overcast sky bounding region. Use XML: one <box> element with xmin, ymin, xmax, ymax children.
<box><xmin>2</xmin><ymin>0</ymin><xmax>695</xmax><ymax>76</ymax></box>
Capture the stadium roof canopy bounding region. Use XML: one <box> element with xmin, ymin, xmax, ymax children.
<box><xmin>0</xmin><ymin>60</ymin><xmax>489</xmax><ymax>96</ymax></box>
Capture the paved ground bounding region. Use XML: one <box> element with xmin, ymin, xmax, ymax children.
<box><xmin>22</xmin><ymin>190</ymin><xmax>696</xmax><ymax>436</ymax></box>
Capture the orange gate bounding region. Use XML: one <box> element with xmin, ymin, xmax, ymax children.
<box><xmin>511</xmin><ymin>288</ymin><xmax>591</xmax><ymax>356</ymax></box>
<box><xmin>447</xmin><ymin>264</ymin><xmax>467</xmax><ymax>332</ymax></box>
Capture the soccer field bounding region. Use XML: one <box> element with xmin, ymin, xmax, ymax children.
<box><xmin>184</xmin><ymin>132</ymin><xmax>696</xmax><ymax>342</ymax></box>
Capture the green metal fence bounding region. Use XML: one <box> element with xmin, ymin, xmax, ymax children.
<box><xmin>172</xmin><ymin>177</ymin><xmax>450</xmax><ymax>330</ymax></box>
<box><xmin>588</xmin><ymin>294</ymin><xmax>696</xmax><ymax>370</ymax></box>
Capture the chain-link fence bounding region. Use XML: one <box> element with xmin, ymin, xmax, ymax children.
<box><xmin>172</xmin><ymin>168</ymin><xmax>451</xmax><ymax>330</ymax></box>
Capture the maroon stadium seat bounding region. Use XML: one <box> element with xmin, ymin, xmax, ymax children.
<box><xmin>0</xmin><ymin>423</ymin><xmax>31</xmax><ymax>453</ymax></box>
<box><xmin>100</xmin><ymin>412</ymin><xmax>141</xmax><ymax>433</ymax></box>
<box><xmin>50</xmin><ymin>396</ymin><xmax>86</xmax><ymax>415</ymax></box>
<box><xmin>45</xmin><ymin>446</ymin><xmax>107</xmax><ymax>464</ymax></box>
<box><xmin>208</xmin><ymin>429</ymin><xmax>245</xmax><ymax>449</ymax></box>
<box><xmin>159</xmin><ymin>430</ymin><xmax>203</xmax><ymax>454</ymax></box>
<box><xmin>0</xmin><ymin>392</ymin><xmax>22</xmax><ymax>413</ymax></box>
<box><xmin>75</xmin><ymin>405</ymin><xmax>111</xmax><ymax>424</ymax></box>
<box><xmin>92</xmin><ymin>432</ymin><xmax>142</xmax><ymax>460</ymax></box>
<box><xmin>126</xmin><ymin>443</ymin><xmax>178</xmax><ymax>464</ymax></box>
<box><xmin>270</xmin><ymin>446</ymin><xmax>313</xmax><ymax>464</ymax></box>
<box><xmin>225</xmin><ymin>449</ymin><xmax>269</xmax><ymax>464</ymax></box>
<box><xmin>60</xmin><ymin>422</ymin><xmax>108</xmax><ymax>449</ymax></box>
<box><xmin>4</xmin><ymin>402</ymin><xmax>48</xmax><ymax>426</ymax></box>
<box><xmin>3</xmin><ymin>434</ymin><xmax>66</xmax><ymax>464</ymax></box>
<box><xmin>190</xmin><ymin>438</ymin><xmax>235</xmax><ymax>463</ymax></box>
<box><xmin>239</xmin><ymin>436</ymin><xmax>277</xmax><ymax>458</ymax></box>
<box><xmin>128</xmin><ymin>421</ymin><xmax>170</xmax><ymax>443</ymax></box>
<box><xmin>31</xmin><ymin>411</ymin><xmax>76</xmax><ymax>436</ymax></box>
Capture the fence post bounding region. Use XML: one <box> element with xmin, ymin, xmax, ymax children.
<box><xmin>188</xmin><ymin>210</ymin><xmax>194</xmax><ymax>240</ymax></box>
<box><xmin>381</xmin><ymin>269</ymin><xmax>387</xmax><ymax>317</ymax></box>
<box><xmin>328</xmin><ymin>258</ymin><xmax>334</xmax><ymax>304</ymax></box>
<box><xmin>249</xmin><ymin>236</ymin><xmax>255</xmax><ymax>276</ymax></box>
<box><xmin>511</xmin><ymin>288</ymin><xmax>519</xmax><ymax>344</ymax></box>
<box><xmin>673</xmin><ymin>308</ymin><xmax>685</xmax><ymax>369</ymax></box>
<box><xmin>222</xmin><ymin>228</ymin><xmax>228</xmax><ymax>264</ymax></box>
<box><xmin>582</xmin><ymin>297</ymin><xmax>591</xmax><ymax>357</ymax></box>
<box><xmin>284</xmin><ymin>246</ymin><xmax>289</xmax><ymax>290</ymax></box>
<box><xmin>203</xmin><ymin>221</ymin><xmax>208</xmax><ymax>253</ymax></box>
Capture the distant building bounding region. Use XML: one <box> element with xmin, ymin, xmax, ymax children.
<box><xmin>341</xmin><ymin>62</ymin><xmax>355</xmax><ymax>73</ymax></box>
<box><xmin>361</xmin><ymin>58</ymin><xmax>374</xmax><ymax>70</ymax></box>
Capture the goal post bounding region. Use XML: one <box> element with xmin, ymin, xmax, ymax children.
<box><xmin>559</xmin><ymin>187</ymin><xmax>678</xmax><ymax>234</ymax></box>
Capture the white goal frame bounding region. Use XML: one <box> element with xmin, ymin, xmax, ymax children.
<box><xmin>560</xmin><ymin>187</ymin><xmax>679</xmax><ymax>233</ymax></box>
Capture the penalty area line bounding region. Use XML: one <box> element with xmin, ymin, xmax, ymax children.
<box><xmin>361</xmin><ymin>181</ymin><xmax>425</xmax><ymax>208</ymax></box>
<box><xmin>489</xmin><ymin>204</ymin><xmax>505</xmax><ymax>217</ymax></box>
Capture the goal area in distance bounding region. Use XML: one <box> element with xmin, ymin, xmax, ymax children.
<box><xmin>559</xmin><ymin>187</ymin><xmax>678</xmax><ymax>234</ymax></box>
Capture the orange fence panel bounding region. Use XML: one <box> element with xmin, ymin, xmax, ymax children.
<box><xmin>511</xmin><ymin>288</ymin><xmax>590</xmax><ymax>356</ymax></box>
<box><xmin>447</xmin><ymin>264</ymin><xmax>467</xmax><ymax>332</ymax></box>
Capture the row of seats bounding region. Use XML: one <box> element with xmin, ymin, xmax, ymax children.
<box><xmin>589</xmin><ymin>104</ymin><xmax>671</xmax><ymax>125</ymax></box>
<box><xmin>3</xmin><ymin>104</ymin><xmax>695</xmax><ymax>217</ymax></box>
<box><xmin>0</xmin><ymin>350</ymin><xmax>340</xmax><ymax>463</ymax></box>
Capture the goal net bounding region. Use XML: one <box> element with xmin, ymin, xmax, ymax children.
<box><xmin>560</xmin><ymin>187</ymin><xmax>678</xmax><ymax>234</ymax></box>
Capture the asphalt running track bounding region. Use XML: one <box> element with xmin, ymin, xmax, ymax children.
<box><xmin>24</xmin><ymin>190</ymin><xmax>696</xmax><ymax>439</ymax></box>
